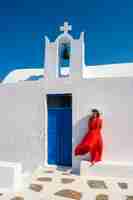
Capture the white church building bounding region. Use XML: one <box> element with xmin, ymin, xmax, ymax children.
<box><xmin>1</xmin><ymin>22</ymin><xmax>133</xmax><ymax>176</ymax></box>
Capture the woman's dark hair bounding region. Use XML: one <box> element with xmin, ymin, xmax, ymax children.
<box><xmin>91</xmin><ymin>109</ymin><xmax>100</xmax><ymax>117</ymax></box>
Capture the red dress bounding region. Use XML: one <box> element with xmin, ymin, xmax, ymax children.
<box><xmin>74</xmin><ymin>116</ymin><xmax>103</xmax><ymax>163</ymax></box>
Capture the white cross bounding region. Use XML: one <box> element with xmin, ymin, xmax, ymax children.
<box><xmin>60</xmin><ymin>22</ymin><xmax>72</xmax><ymax>33</ymax></box>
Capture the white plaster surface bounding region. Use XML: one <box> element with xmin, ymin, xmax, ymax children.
<box><xmin>1</xmin><ymin>76</ymin><xmax>133</xmax><ymax>174</ymax></box>
<box><xmin>0</xmin><ymin>81</ymin><xmax>44</xmax><ymax>171</ymax></box>
<box><xmin>80</xmin><ymin>160</ymin><xmax>133</xmax><ymax>179</ymax></box>
<box><xmin>84</xmin><ymin>62</ymin><xmax>133</xmax><ymax>78</ymax></box>
<box><xmin>2</xmin><ymin>68</ymin><xmax>44</xmax><ymax>84</ymax></box>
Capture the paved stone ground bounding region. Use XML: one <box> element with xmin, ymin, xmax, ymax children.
<box><xmin>0</xmin><ymin>166</ymin><xmax>133</xmax><ymax>200</ymax></box>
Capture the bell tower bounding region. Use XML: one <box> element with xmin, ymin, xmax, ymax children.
<box><xmin>44</xmin><ymin>21</ymin><xmax>85</xmax><ymax>80</ymax></box>
<box><xmin>58</xmin><ymin>22</ymin><xmax>71</xmax><ymax>77</ymax></box>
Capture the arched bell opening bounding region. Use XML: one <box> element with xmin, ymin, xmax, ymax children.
<box><xmin>58</xmin><ymin>37</ymin><xmax>71</xmax><ymax>77</ymax></box>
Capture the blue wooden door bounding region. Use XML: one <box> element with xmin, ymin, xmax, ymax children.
<box><xmin>48</xmin><ymin>108</ymin><xmax>72</xmax><ymax>166</ymax></box>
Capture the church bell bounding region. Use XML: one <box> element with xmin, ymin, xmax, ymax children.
<box><xmin>62</xmin><ymin>47</ymin><xmax>70</xmax><ymax>60</ymax></box>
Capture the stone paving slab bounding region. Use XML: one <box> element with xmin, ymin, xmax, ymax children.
<box><xmin>0</xmin><ymin>167</ymin><xmax>133</xmax><ymax>200</ymax></box>
<box><xmin>29</xmin><ymin>183</ymin><xmax>43</xmax><ymax>192</ymax></box>
<box><xmin>87</xmin><ymin>180</ymin><xmax>108</xmax><ymax>189</ymax></box>
<box><xmin>54</xmin><ymin>189</ymin><xmax>82</xmax><ymax>200</ymax></box>
<box><xmin>118</xmin><ymin>182</ymin><xmax>128</xmax><ymax>190</ymax></box>
<box><xmin>95</xmin><ymin>194</ymin><xmax>109</xmax><ymax>200</ymax></box>
<box><xmin>10</xmin><ymin>196</ymin><xmax>24</xmax><ymax>200</ymax></box>
<box><xmin>37</xmin><ymin>177</ymin><xmax>52</xmax><ymax>182</ymax></box>
<box><xmin>126</xmin><ymin>196</ymin><xmax>133</xmax><ymax>200</ymax></box>
<box><xmin>61</xmin><ymin>178</ymin><xmax>75</xmax><ymax>184</ymax></box>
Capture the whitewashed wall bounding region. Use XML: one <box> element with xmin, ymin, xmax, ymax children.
<box><xmin>0</xmin><ymin>81</ymin><xmax>44</xmax><ymax>171</ymax></box>
<box><xmin>40</xmin><ymin>75</ymin><xmax>133</xmax><ymax>172</ymax></box>
<box><xmin>84</xmin><ymin>63</ymin><xmax>133</xmax><ymax>78</ymax></box>
<box><xmin>73</xmin><ymin>77</ymin><xmax>133</xmax><ymax>171</ymax></box>
<box><xmin>0</xmin><ymin>75</ymin><xmax>133</xmax><ymax>173</ymax></box>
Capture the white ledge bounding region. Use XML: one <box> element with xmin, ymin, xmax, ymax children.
<box><xmin>80</xmin><ymin>160</ymin><xmax>133</xmax><ymax>179</ymax></box>
<box><xmin>0</xmin><ymin>161</ymin><xmax>22</xmax><ymax>192</ymax></box>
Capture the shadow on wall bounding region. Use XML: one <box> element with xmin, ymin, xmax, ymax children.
<box><xmin>72</xmin><ymin>114</ymin><xmax>92</xmax><ymax>174</ymax></box>
<box><xmin>25</xmin><ymin>75</ymin><xmax>44</xmax><ymax>81</ymax></box>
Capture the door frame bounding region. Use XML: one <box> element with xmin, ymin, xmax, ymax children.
<box><xmin>45</xmin><ymin>93</ymin><xmax>72</xmax><ymax>167</ymax></box>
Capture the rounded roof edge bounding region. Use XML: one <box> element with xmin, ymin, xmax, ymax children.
<box><xmin>2</xmin><ymin>68</ymin><xmax>44</xmax><ymax>84</ymax></box>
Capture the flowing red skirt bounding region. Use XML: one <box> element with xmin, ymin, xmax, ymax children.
<box><xmin>75</xmin><ymin>130</ymin><xmax>103</xmax><ymax>163</ymax></box>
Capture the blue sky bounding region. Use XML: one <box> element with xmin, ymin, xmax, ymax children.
<box><xmin>0</xmin><ymin>0</ymin><xmax>133</xmax><ymax>80</ymax></box>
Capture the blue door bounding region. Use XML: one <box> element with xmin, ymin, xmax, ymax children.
<box><xmin>48</xmin><ymin>107</ymin><xmax>72</xmax><ymax>166</ymax></box>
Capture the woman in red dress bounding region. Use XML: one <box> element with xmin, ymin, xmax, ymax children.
<box><xmin>74</xmin><ymin>109</ymin><xmax>103</xmax><ymax>165</ymax></box>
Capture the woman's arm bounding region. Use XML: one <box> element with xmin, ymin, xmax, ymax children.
<box><xmin>96</xmin><ymin>118</ymin><xmax>102</xmax><ymax>130</ymax></box>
